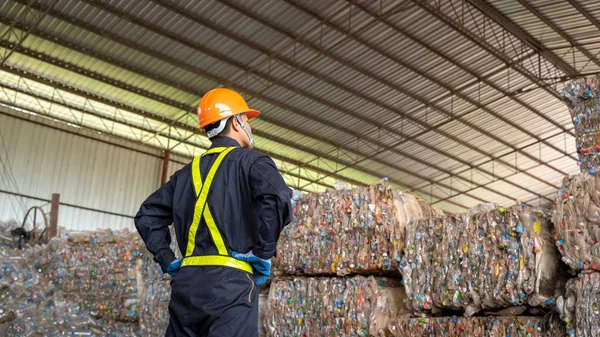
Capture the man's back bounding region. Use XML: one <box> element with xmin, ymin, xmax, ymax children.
<box><xmin>135</xmin><ymin>136</ymin><xmax>292</xmax><ymax>337</ymax></box>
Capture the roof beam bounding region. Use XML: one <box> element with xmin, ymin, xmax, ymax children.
<box><xmin>566</xmin><ymin>0</ymin><xmax>600</xmax><ymax>36</ymax></box>
<box><xmin>210</xmin><ymin>1</ymin><xmax>558</xmax><ymax>196</ymax></box>
<box><xmin>224</xmin><ymin>0</ymin><xmax>572</xmax><ymax>179</ymax></box>
<box><xmin>11</xmin><ymin>1</ymin><xmax>489</xmax><ymax>208</ymax></box>
<box><xmin>203</xmin><ymin>0</ymin><xmax>560</xmax><ymax>202</ymax></box>
<box><xmin>0</xmin><ymin>84</ymin><xmax>329</xmax><ymax>192</ymax></box>
<box><xmin>416</xmin><ymin>0</ymin><xmax>571</xmax><ymax>98</ymax></box>
<box><xmin>0</xmin><ymin>65</ymin><xmax>353</xmax><ymax>192</ymax></box>
<box><xmin>65</xmin><ymin>0</ymin><xmax>556</xmax><ymax>203</ymax></box>
<box><xmin>419</xmin><ymin>129</ymin><xmax>573</xmax><ymax>204</ymax></box>
<box><xmin>2</xmin><ymin>0</ymin><xmax>556</xmax><ymax>205</ymax></box>
<box><xmin>0</xmin><ymin>0</ymin><xmax>42</xmax><ymax>63</ymax></box>
<box><xmin>151</xmin><ymin>0</ymin><xmax>568</xmax><ymax>198</ymax></box>
<box><xmin>0</xmin><ymin>40</ymin><xmax>192</xmax><ymax>111</ymax></box>
<box><xmin>514</xmin><ymin>0</ymin><xmax>600</xmax><ymax>69</ymax></box>
<box><xmin>0</xmin><ymin>64</ymin><xmax>346</xmax><ymax>185</ymax></box>
<box><xmin>466</xmin><ymin>0</ymin><xmax>580</xmax><ymax>75</ymax></box>
<box><xmin>0</xmin><ymin>22</ymin><xmax>364</xmax><ymax>175</ymax></box>
<box><xmin>86</xmin><ymin>0</ymin><xmax>553</xmax><ymax>204</ymax></box>
<box><xmin>0</xmin><ymin>39</ymin><xmax>365</xmax><ymax>186</ymax></box>
<box><xmin>325</xmin><ymin>1</ymin><xmax>576</xmax><ymax>168</ymax></box>
<box><xmin>0</xmin><ymin>57</ymin><xmax>472</xmax><ymax>208</ymax></box>
<box><xmin>0</xmin><ymin>7</ymin><xmax>385</xmax><ymax>177</ymax></box>
<box><xmin>342</xmin><ymin>0</ymin><xmax>575</xmax><ymax>139</ymax></box>
<box><xmin>356</xmin><ymin>0</ymin><xmax>576</xmax><ymax>136</ymax></box>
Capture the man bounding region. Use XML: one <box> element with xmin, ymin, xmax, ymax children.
<box><xmin>135</xmin><ymin>88</ymin><xmax>293</xmax><ymax>337</ymax></box>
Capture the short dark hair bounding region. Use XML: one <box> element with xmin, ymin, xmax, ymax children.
<box><xmin>204</xmin><ymin>117</ymin><xmax>233</xmax><ymax>138</ymax></box>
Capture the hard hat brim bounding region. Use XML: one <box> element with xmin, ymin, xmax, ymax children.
<box><xmin>246</xmin><ymin>109</ymin><xmax>260</xmax><ymax>120</ymax></box>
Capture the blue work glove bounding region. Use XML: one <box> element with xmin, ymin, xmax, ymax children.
<box><xmin>164</xmin><ymin>259</ymin><xmax>181</xmax><ymax>277</ymax></box>
<box><xmin>232</xmin><ymin>251</ymin><xmax>271</xmax><ymax>286</ymax></box>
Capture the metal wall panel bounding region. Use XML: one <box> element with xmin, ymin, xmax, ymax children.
<box><xmin>0</xmin><ymin>108</ymin><xmax>178</xmax><ymax>231</ymax></box>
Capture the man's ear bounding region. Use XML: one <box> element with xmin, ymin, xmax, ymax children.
<box><xmin>231</xmin><ymin>116</ymin><xmax>240</xmax><ymax>132</ymax></box>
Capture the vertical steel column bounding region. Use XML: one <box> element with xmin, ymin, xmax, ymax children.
<box><xmin>48</xmin><ymin>193</ymin><xmax>59</xmax><ymax>238</ymax></box>
<box><xmin>160</xmin><ymin>150</ymin><xmax>171</xmax><ymax>186</ymax></box>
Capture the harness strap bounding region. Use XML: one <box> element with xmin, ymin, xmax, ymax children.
<box><xmin>183</xmin><ymin>147</ymin><xmax>252</xmax><ymax>274</ymax></box>
<box><xmin>181</xmin><ymin>255</ymin><xmax>253</xmax><ymax>274</ymax></box>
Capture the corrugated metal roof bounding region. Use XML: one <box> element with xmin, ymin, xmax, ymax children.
<box><xmin>0</xmin><ymin>0</ymin><xmax>593</xmax><ymax>212</ymax></box>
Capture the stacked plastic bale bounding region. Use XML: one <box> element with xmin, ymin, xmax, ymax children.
<box><xmin>401</xmin><ymin>204</ymin><xmax>561</xmax><ymax>323</ymax></box>
<box><xmin>264</xmin><ymin>276</ymin><xmax>407</xmax><ymax>337</ymax></box>
<box><xmin>555</xmin><ymin>78</ymin><xmax>600</xmax><ymax>336</ymax></box>
<box><xmin>559</xmin><ymin>78</ymin><xmax>600</xmax><ymax>273</ymax></box>
<box><xmin>0</xmin><ymin>223</ymin><xmax>138</xmax><ymax>336</ymax></box>
<box><xmin>45</xmin><ymin>229</ymin><xmax>145</xmax><ymax>323</ymax></box>
<box><xmin>553</xmin><ymin>172</ymin><xmax>600</xmax><ymax>336</ymax></box>
<box><xmin>267</xmin><ymin>182</ymin><xmax>427</xmax><ymax>336</ymax></box>
<box><xmin>273</xmin><ymin>182</ymin><xmax>425</xmax><ymax>276</ymax></box>
<box><xmin>0</xmin><ymin>237</ymin><xmax>54</xmax><ymax>336</ymax></box>
<box><xmin>562</xmin><ymin>77</ymin><xmax>600</xmax><ymax>175</ymax></box>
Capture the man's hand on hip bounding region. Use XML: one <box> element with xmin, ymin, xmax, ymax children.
<box><xmin>164</xmin><ymin>259</ymin><xmax>182</xmax><ymax>277</ymax></box>
<box><xmin>232</xmin><ymin>251</ymin><xmax>271</xmax><ymax>285</ymax></box>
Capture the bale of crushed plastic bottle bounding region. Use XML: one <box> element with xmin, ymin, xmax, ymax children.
<box><xmin>45</xmin><ymin>229</ymin><xmax>145</xmax><ymax>322</ymax></box>
<box><xmin>402</xmin><ymin>204</ymin><xmax>560</xmax><ymax>316</ymax></box>
<box><xmin>262</xmin><ymin>276</ymin><xmax>409</xmax><ymax>337</ymax></box>
<box><xmin>386</xmin><ymin>315</ymin><xmax>565</xmax><ymax>336</ymax></box>
<box><xmin>556</xmin><ymin>272</ymin><xmax>600</xmax><ymax>337</ymax></box>
<box><xmin>138</xmin><ymin>253</ymin><xmax>171</xmax><ymax>336</ymax></box>
<box><xmin>0</xmin><ymin>223</ymin><xmax>139</xmax><ymax>336</ymax></box>
<box><xmin>1</xmin><ymin>241</ymin><xmax>55</xmax><ymax>336</ymax></box>
<box><xmin>562</xmin><ymin>77</ymin><xmax>600</xmax><ymax>175</ymax></box>
<box><xmin>553</xmin><ymin>172</ymin><xmax>600</xmax><ymax>272</ymax></box>
<box><xmin>273</xmin><ymin>182</ymin><xmax>427</xmax><ymax>276</ymax></box>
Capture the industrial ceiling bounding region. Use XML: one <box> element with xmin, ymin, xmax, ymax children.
<box><xmin>0</xmin><ymin>0</ymin><xmax>597</xmax><ymax>213</ymax></box>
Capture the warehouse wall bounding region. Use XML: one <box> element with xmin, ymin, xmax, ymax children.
<box><xmin>0</xmin><ymin>106</ymin><xmax>187</xmax><ymax>231</ymax></box>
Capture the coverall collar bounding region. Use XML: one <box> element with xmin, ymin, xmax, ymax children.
<box><xmin>210</xmin><ymin>136</ymin><xmax>241</xmax><ymax>149</ymax></box>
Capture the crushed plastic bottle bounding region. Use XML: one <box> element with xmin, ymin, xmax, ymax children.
<box><xmin>556</xmin><ymin>271</ymin><xmax>600</xmax><ymax>337</ymax></box>
<box><xmin>401</xmin><ymin>205</ymin><xmax>561</xmax><ymax>315</ymax></box>
<box><xmin>273</xmin><ymin>182</ymin><xmax>439</xmax><ymax>276</ymax></box>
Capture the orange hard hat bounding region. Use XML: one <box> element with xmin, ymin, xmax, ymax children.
<box><xmin>197</xmin><ymin>88</ymin><xmax>260</xmax><ymax>129</ymax></box>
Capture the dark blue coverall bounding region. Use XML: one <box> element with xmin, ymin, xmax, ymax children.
<box><xmin>134</xmin><ymin>137</ymin><xmax>292</xmax><ymax>337</ymax></box>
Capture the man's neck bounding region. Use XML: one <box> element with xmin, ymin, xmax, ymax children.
<box><xmin>210</xmin><ymin>136</ymin><xmax>242</xmax><ymax>148</ymax></box>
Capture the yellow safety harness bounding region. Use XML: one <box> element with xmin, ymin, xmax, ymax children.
<box><xmin>180</xmin><ymin>146</ymin><xmax>253</xmax><ymax>274</ymax></box>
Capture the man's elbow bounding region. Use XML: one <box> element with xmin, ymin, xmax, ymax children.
<box><xmin>133</xmin><ymin>207</ymin><xmax>145</xmax><ymax>228</ymax></box>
